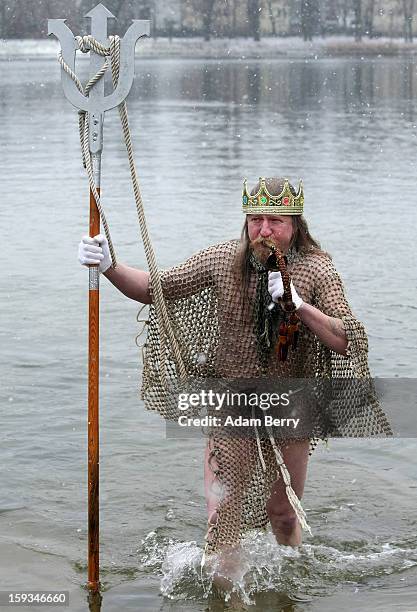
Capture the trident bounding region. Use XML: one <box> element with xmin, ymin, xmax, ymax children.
<box><xmin>48</xmin><ymin>3</ymin><xmax>149</xmax><ymax>595</ymax></box>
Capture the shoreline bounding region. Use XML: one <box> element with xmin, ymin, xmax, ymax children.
<box><xmin>1</xmin><ymin>35</ymin><xmax>417</xmax><ymax>60</ymax></box>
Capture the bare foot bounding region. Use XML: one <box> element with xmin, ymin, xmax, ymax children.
<box><xmin>205</xmin><ymin>544</ymin><xmax>246</xmax><ymax>596</ymax></box>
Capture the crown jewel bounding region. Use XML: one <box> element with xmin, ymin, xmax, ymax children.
<box><xmin>242</xmin><ymin>177</ymin><xmax>304</xmax><ymax>215</ymax></box>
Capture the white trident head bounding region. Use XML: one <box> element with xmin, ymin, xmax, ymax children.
<box><xmin>48</xmin><ymin>3</ymin><xmax>149</xmax><ymax>152</ymax></box>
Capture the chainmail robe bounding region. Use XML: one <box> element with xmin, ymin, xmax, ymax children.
<box><xmin>141</xmin><ymin>239</ymin><xmax>392</xmax><ymax>553</ymax></box>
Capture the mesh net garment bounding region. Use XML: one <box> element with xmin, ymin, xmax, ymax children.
<box><xmin>140</xmin><ymin>239</ymin><xmax>392</xmax><ymax>553</ymax></box>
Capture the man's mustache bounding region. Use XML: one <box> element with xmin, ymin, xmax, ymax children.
<box><xmin>250</xmin><ymin>236</ymin><xmax>282</xmax><ymax>250</ymax></box>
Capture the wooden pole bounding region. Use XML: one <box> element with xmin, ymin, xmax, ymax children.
<box><xmin>87</xmin><ymin>185</ymin><xmax>100</xmax><ymax>592</ymax></box>
<box><xmin>48</xmin><ymin>7</ymin><xmax>150</xmax><ymax>602</ymax></box>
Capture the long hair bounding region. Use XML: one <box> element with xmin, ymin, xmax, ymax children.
<box><xmin>233</xmin><ymin>177</ymin><xmax>328</xmax><ymax>309</ymax></box>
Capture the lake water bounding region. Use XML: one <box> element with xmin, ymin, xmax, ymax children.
<box><xmin>1</xmin><ymin>49</ymin><xmax>417</xmax><ymax>611</ymax></box>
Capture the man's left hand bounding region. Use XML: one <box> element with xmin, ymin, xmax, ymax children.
<box><xmin>268</xmin><ymin>271</ymin><xmax>303</xmax><ymax>310</ymax></box>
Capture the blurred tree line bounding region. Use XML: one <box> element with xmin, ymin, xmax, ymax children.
<box><xmin>0</xmin><ymin>0</ymin><xmax>415</xmax><ymax>43</ymax></box>
<box><xmin>0</xmin><ymin>0</ymin><xmax>152</xmax><ymax>38</ymax></box>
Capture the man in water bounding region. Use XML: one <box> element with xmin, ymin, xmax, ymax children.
<box><xmin>78</xmin><ymin>177</ymin><xmax>391</xmax><ymax>558</ymax></box>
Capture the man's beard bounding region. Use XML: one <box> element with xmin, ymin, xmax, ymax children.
<box><xmin>250</xmin><ymin>236</ymin><xmax>282</xmax><ymax>270</ymax></box>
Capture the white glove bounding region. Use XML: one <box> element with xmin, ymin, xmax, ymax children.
<box><xmin>78</xmin><ymin>234</ymin><xmax>111</xmax><ymax>274</ymax></box>
<box><xmin>268</xmin><ymin>271</ymin><xmax>303</xmax><ymax>310</ymax></box>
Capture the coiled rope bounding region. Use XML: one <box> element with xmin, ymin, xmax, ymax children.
<box><xmin>58</xmin><ymin>33</ymin><xmax>187</xmax><ymax>381</ymax></box>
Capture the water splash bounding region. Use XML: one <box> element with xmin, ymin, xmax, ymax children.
<box><xmin>139</xmin><ymin>530</ymin><xmax>417</xmax><ymax>604</ymax></box>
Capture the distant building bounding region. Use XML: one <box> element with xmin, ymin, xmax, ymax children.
<box><xmin>372</xmin><ymin>1</ymin><xmax>407</xmax><ymax>38</ymax></box>
<box><xmin>180</xmin><ymin>0</ymin><xmax>248</xmax><ymax>37</ymax></box>
<box><xmin>152</xmin><ymin>0</ymin><xmax>182</xmax><ymax>35</ymax></box>
<box><xmin>261</xmin><ymin>0</ymin><xmax>292</xmax><ymax>35</ymax></box>
<box><xmin>319</xmin><ymin>0</ymin><xmax>342</xmax><ymax>33</ymax></box>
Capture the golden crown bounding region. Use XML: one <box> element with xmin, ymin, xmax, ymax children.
<box><xmin>242</xmin><ymin>177</ymin><xmax>304</xmax><ymax>215</ymax></box>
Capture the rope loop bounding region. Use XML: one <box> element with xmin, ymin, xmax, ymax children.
<box><xmin>75</xmin><ymin>34</ymin><xmax>111</xmax><ymax>56</ymax></box>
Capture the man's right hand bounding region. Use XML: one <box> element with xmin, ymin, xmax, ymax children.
<box><xmin>78</xmin><ymin>234</ymin><xmax>111</xmax><ymax>273</ymax></box>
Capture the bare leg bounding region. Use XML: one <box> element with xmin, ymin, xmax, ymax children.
<box><xmin>203</xmin><ymin>439</ymin><xmax>232</xmax><ymax>592</ymax></box>
<box><xmin>204</xmin><ymin>439</ymin><xmax>220</xmax><ymax>529</ymax></box>
<box><xmin>266</xmin><ymin>440</ymin><xmax>310</xmax><ymax>546</ymax></box>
